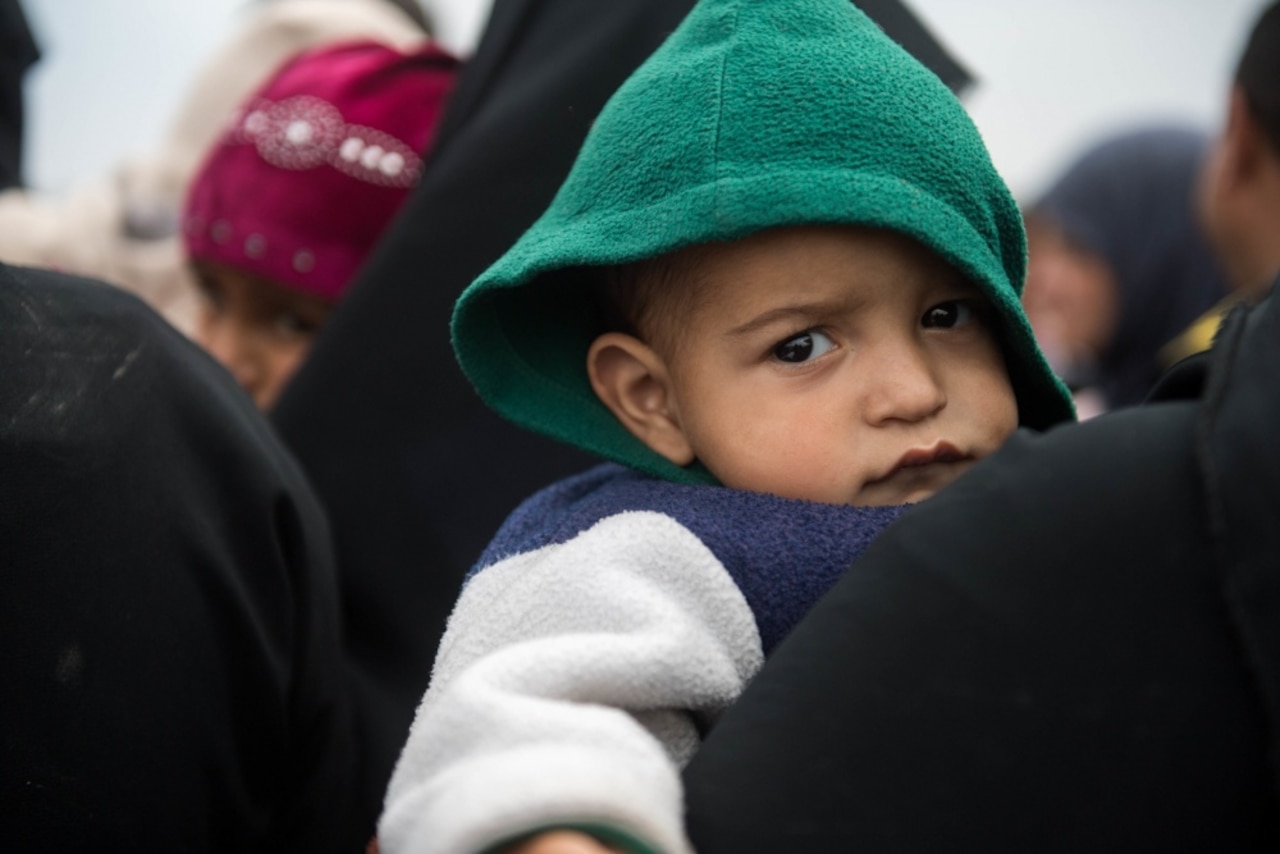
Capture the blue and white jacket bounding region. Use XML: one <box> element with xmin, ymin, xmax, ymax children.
<box><xmin>381</xmin><ymin>464</ymin><xmax>905</xmax><ymax>854</ymax></box>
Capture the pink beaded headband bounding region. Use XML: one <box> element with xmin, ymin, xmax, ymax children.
<box><xmin>183</xmin><ymin>39</ymin><xmax>459</xmax><ymax>301</ymax></box>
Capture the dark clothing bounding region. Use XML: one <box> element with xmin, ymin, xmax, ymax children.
<box><xmin>0</xmin><ymin>0</ymin><xmax>38</xmax><ymax>189</ymax></box>
<box><xmin>684</xmin><ymin>285</ymin><xmax>1280</xmax><ymax>851</ymax></box>
<box><xmin>0</xmin><ymin>264</ymin><xmax>362</xmax><ymax>853</ymax></box>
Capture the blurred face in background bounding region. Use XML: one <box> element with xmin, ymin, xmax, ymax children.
<box><xmin>193</xmin><ymin>261</ymin><xmax>336</xmax><ymax>410</ymax></box>
<box><xmin>1197</xmin><ymin>87</ymin><xmax>1280</xmax><ymax>298</ymax></box>
<box><xmin>1022</xmin><ymin>215</ymin><xmax>1119</xmax><ymax>385</ymax></box>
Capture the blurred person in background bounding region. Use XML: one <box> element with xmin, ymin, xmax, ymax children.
<box><xmin>1132</xmin><ymin>0</ymin><xmax>1280</xmax><ymax>377</ymax></box>
<box><xmin>1198</xmin><ymin>1</ymin><xmax>1280</xmax><ymax>306</ymax></box>
<box><xmin>182</xmin><ymin>38</ymin><xmax>457</xmax><ymax>409</ymax></box>
<box><xmin>0</xmin><ymin>261</ymin><xmax>369</xmax><ymax>854</ymax></box>
<box><xmin>0</xmin><ymin>0</ymin><xmax>37</xmax><ymax>191</ymax></box>
<box><xmin>1021</xmin><ymin>127</ymin><xmax>1230</xmax><ymax>416</ymax></box>
<box><xmin>0</xmin><ymin>0</ymin><xmax>427</xmax><ymax>336</ymax></box>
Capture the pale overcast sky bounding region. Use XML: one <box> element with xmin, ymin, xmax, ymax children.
<box><xmin>20</xmin><ymin>0</ymin><xmax>1271</xmax><ymax>201</ymax></box>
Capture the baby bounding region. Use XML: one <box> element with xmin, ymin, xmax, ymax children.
<box><xmin>379</xmin><ymin>1</ymin><xmax>1074</xmax><ymax>853</ymax></box>
<box><xmin>182</xmin><ymin>39</ymin><xmax>457</xmax><ymax>408</ymax></box>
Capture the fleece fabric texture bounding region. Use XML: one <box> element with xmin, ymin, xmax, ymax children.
<box><xmin>452</xmin><ymin>0</ymin><xmax>1076</xmax><ymax>485</ymax></box>
<box><xmin>473</xmin><ymin>463</ymin><xmax>907</xmax><ymax>653</ymax></box>
<box><xmin>379</xmin><ymin>465</ymin><xmax>906</xmax><ymax>854</ymax></box>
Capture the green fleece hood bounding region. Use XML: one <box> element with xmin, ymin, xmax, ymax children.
<box><xmin>453</xmin><ymin>0</ymin><xmax>1075</xmax><ymax>485</ymax></box>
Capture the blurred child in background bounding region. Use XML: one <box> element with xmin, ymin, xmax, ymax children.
<box><xmin>0</xmin><ymin>0</ymin><xmax>429</xmax><ymax>336</ymax></box>
<box><xmin>183</xmin><ymin>37</ymin><xmax>457</xmax><ymax>408</ymax></box>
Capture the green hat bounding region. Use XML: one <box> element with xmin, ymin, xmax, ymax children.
<box><xmin>453</xmin><ymin>0</ymin><xmax>1075</xmax><ymax>486</ymax></box>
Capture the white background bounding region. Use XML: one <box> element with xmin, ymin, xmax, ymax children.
<box><xmin>20</xmin><ymin>0</ymin><xmax>1272</xmax><ymax>202</ymax></box>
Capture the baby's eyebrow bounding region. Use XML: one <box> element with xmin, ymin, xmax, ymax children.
<box><xmin>725</xmin><ymin>301</ymin><xmax>846</xmax><ymax>338</ymax></box>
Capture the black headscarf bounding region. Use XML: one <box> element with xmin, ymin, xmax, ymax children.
<box><xmin>0</xmin><ymin>0</ymin><xmax>38</xmax><ymax>190</ymax></box>
<box><xmin>1031</xmin><ymin>127</ymin><xmax>1231</xmax><ymax>408</ymax></box>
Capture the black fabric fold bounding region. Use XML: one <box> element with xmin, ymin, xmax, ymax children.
<box><xmin>0</xmin><ymin>263</ymin><xmax>362</xmax><ymax>852</ymax></box>
<box><xmin>685</xmin><ymin>285</ymin><xmax>1280</xmax><ymax>851</ymax></box>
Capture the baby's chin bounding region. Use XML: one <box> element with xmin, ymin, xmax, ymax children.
<box><xmin>850</xmin><ymin>459</ymin><xmax>976</xmax><ymax>507</ymax></box>
<box><xmin>715</xmin><ymin>461</ymin><xmax>970</xmax><ymax>507</ymax></box>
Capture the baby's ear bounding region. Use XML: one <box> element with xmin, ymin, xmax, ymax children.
<box><xmin>587</xmin><ymin>332</ymin><xmax>695</xmax><ymax>467</ymax></box>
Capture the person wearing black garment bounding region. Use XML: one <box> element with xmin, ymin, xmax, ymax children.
<box><xmin>269</xmin><ymin>0</ymin><xmax>974</xmax><ymax>832</ymax></box>
<box><xmin>683</xmin><ymin>285</ymin><xmax>1280</xmax><ymax>851</ymax></box>
<box><xmin>1199</xmin><ymin>2</ymin><xmax>1280</xmax><ymax>302</ymax></box>
<box><xmin>1022</xmin><ymin>127</ymin><xmax>1231</xmax><ymax>412</ymax></box>
<box><xmin>684</xmin><ymin>5</ymin><xmax>1280</xmax><ymax>848</ymax></box>
<box><xmin>0</xmin><ymin>0</ymin><xmax>37</xmax><ymax>190</ymax></box>
<box><xmin>0</xmin><ymin>263</ymin><xmax>364</xmax><ymax>852</ymax></box>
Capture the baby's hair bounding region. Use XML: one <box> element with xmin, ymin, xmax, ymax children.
<box><xmin>597</xmin><ymin>244</ymin><xmax>710</xmax><ymax>357</ymax></box>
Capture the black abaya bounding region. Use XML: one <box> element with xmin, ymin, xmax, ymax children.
<box><xmin>684</xmin><ymin>288</ymin><xmax>1280</xmax><ymax>851</ymax></box>
<box><xmin>0</xmin><ymin>264</ymin><xmax>363</xmax><ymax>852</ymax></box>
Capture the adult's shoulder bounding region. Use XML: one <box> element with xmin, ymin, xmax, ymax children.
<box><xmin>2</xmin><ymin>263</ymin><xmax>279</xmax><ymax>452</ymax></box>
<box><xmin>0</xmin><ymin>263</ymin><xmax>362</xmax><ymax>853</ymax></box>
<box><xmin>684</xmin><ymin>293</ymin><xmax>1280</xmax><ymax>850</ymax></box>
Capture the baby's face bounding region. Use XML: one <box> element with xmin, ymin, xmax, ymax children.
<box><xmin>658</xmin><ymin>225</ymin><xmax>1018</xmax><ymax>506</ymax></box>
<box><xmin>193</xmin><ymin>262</ymin><xmax>335</xmax><ymax>410</ymax></box>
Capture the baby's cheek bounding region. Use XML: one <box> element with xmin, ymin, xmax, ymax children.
<box><xmin>990</xmin><ymin>389</ymin><xmax>1020</xmax><ymax>447</ymax></box>
<box><xmin>978</xmin><ymin>350</ymin><xmax>1020</xmax><ymax>439</ymax></box>
<box><xmin>736</xmin><ymin>436</ymin><xmax>845</xmax><ymax>501</ymax></box>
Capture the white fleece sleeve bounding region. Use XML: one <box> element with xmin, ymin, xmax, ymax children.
<box><xmin>378</xmin><ymin>511</ymin><xmax>764</xmax><ymax>854</ymax></box>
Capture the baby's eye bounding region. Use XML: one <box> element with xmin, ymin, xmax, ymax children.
<box><xmin>772</xmin><ymin>330</ymin><xmax>835</xmax><ymax>363</ymax></box>
<box><xmin>274</xmin><ymin>311</ymin><xmax>320</xmax><ymax>338</ymax></box>
<box><xmin>195</xmin><ymin>278</ymin><xmax>226</xmax><ymax>311</ymax></box>
<box><xmin>921</xmin><ymin>299</ymin><xmax>979</xmax><ymax>329</ymax></box>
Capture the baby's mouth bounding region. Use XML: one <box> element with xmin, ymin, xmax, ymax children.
<box><xmin>890</xmin><ymin>440</ymin><xmax>967</xmax><ymax>473</ymax></box>
<box><xmin>860</xmin><ymin>441</ymin><xmax>974</xmax><ymax>504</ymax></box>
